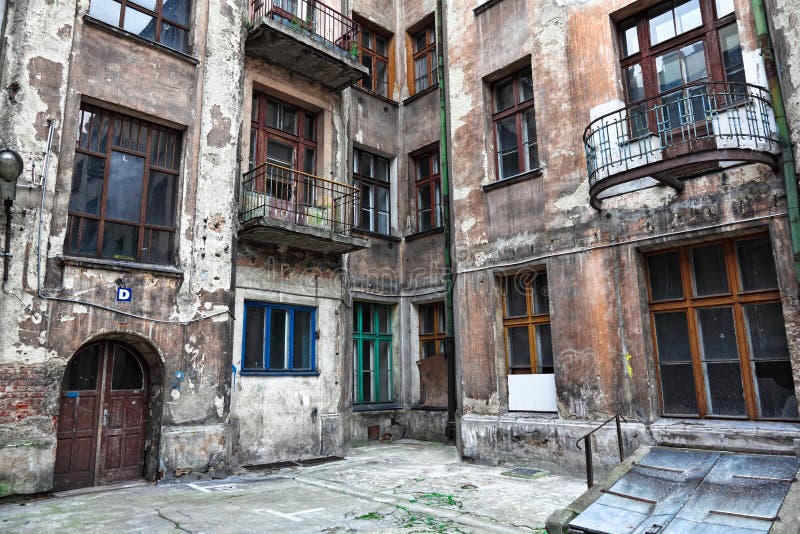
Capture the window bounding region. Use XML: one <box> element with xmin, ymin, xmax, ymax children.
<box><xmin>492</xmin><ymin>68</ymin><xmax>538</xmax><ymax>180</ymax></box>
<box><xmin>411</xmin><ymin>23</ymin><xmax>436</xmax><ymax>94</ymax></box>
<box><xmin>66</xmin><ymin>104</ymin><xmax>181</xmax><ymax>265</ymax></box>
<box><xmin>353</xmin><ymin>148</ymin><xmax>390</xmax><ymax>235</ymax></box>
<box><xmin>353</xmin><ymin>302</ymin><xmax>393</xmax><ymax>404</ymax></box>
<box><xmin>250</xmin><ymin>92</ymin><xmax>316</xmax><ymax>174</ymax></box>
<box><xmin>646</xmin><ymin>235</ymin><xmax>797</xmax><ymax>420</ymax></box>
<box><xmin>242</xmin><ymin>302</ymin><xmax>316</xmax><ymax>374</ymax></box>
<box><xmin>502</xmin><ymin>272</ymin><xmax>552</xmax><ymax>374</ymax></box>
<box><xmin>419</xmin><ymin>302</ymin><xmax>446</xmax><ymax>359</ymax></box>
<box><xmin>619</xmin><ymin>0</ymin><xmax>742</xmax><ymax>134</ymax></box>
<box><xmin>414</xmin><ymin>147</ymin><xmax>442</xmax><ymax>232</ymax></box>
<box><xmin>89</xmin><ymin>0</ymin><xmax>191</xmax><ymax>53</ymax></box>
<box><xmin>357</xmin><ymin>20</ymin><xmax>391</xmax><ymax>97</ymax></box>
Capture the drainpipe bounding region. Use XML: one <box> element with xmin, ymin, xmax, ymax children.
<box><xmin>752</xmin><ymin>0</ymin><xmax>800</xmax><ymax>284</ymax></box>
<box><xmin>435</xmin><ymin>0</ymin><xmax>457</xmax><ymax>441</ymax></box>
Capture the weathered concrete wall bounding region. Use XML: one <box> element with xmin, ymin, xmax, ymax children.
<box><xmin>766</xmin><ymin>0</ymin><xmax>800</xmax><ymax>167</ymax></box>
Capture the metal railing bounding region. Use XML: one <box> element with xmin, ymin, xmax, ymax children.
<box><xmin>575</xmin><ymin>414</ymin><xmax>627</xmax><ymax>488</ymax></box>
<box><xmin>249</xmin><ymin>0</ymin><xmax>359</xmax><ymax>56</ymax></box>
<box><xmin>240</xmin><ymin>162</ymin><xmax>359</xmax><ymax>235</ymax></box>
<box><xmin>584</xmin><ymin>81</ymin><xmax>780</xmax><ymax>208</ymax></box>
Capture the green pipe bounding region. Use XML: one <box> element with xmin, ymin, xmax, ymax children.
<box><xmin>752</xmin><ymin>0</ymin><xmax>800</xmax><ymax>284</ymax></box>
<box><xmin>435</xmin><ymin>0</ymin><xmax>457</xmax><ymax>439</ymax></box>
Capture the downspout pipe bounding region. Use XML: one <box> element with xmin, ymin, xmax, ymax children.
<box><xmin>752</xmin><ymin>0</ymin><xmax>800</xmax><ymax>284</ymax></box>
<box><xmin>435</xmin><ymin>0</ymin><xmax>457</xmax><ymax>441</ymax></box>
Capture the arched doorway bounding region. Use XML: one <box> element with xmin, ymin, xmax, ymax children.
<box><xmin>54</xmin><ymin>340</ymin><xmax>149</xmax><ymax>491</ymax></box>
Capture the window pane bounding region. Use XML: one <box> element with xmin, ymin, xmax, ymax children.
<box><xmin>89</xmin><ymin>0</ymin><xmax>121</xmax><ymax>26</ymax></box>
<box><xmin>417</xmin><ymin>155</ymin><xmax>431</xmax><ymax>179</ymax></box>
<box><xmin>376</xmin><ymin>185</ymin><xmax>389</xmax><ymax>212</ymax></box>
<box><xmin>268</xmin><ymin>309</ymin><xmax>288</xmax><ymax>370</ymax></box>
<box><xmin>536</xmin><ymin>324</ymin><xmax>553</xmax><ymax>374</ymax></box>
<box><xmin>293</xmin><ymin>310</ymin><xmax>313</xmax><ymax>369</ymax></box>
<box><xmin>518</xmin><ymin>71</ymin><xmax>533</xmax><ymax>103</ymax></box>
<box><xmin>494</xmin><ymin>78</ymin><xmax>514</xmax><ymax>112</ymax></box>
<box><xmin>414</xmin><ymin>57</ymin><xmax>429</xmax><ymax>92</ymax></box>
<box><xmin>106</xmin><ymin>151</ymin><xmax>145</xmax><ymax>223</ymax></box>
<box><xmin>376</xmin><ymin>35</ymin><xmax>388</xmax><ymax>56</ymax></box>
<box><xmin>421</xmin><ymin>340</ymin><xmax>437</xmax><ymax>358</ymax></box>
<box><xmin>754</xmin><ymin>361</ymin><xmax>798</xmax><ymax>419</ymax></box>
<box><xmin>625</xmin><ymin>64</ymin><xmax>645</xmax><ymax>102</ymax></box>
<box><xmin>62</xmin><ymin>345</ymin><xmax>100</xmax><ymax>390</ymax></box>
<box><xmin>266</xmin><ymin>101</ymin><xmax>280</xmax><ymax>129</ymax></box>
<box><xmin>361</xmin><ymin>28</ymin><xmax>372</xmax><ymax>48</ymax></box>
<box><xmin>418</xmin><ymin>183</ymin><xmax>431</xmax><ymax>213</ymax></box>
<box><xmin>496</xmin><ymin>116</ymin><xmax>518</xmax><ymax>151</ymax></box>
<box><xmin>653</xmin><ymin>312</ymin><xmax>692</xmax><ymax>363</ymax></box>
<box><xmin>647</xmin><ymin>252</ymin><xmax>684</xmax><ymax>301</ymax></box>
<box><xmin>267</xmin><ymin>139</ymin><xmax>294</xmax><ymax>166</ymax></box>
<box><xmin>420</xmin><ymin>305</ymin><xmax>435</xmax><ymax>334</ymax></box>
<box><xmin>696</xmin><ymin>307</ymin><xmax>739</xmax><ymax>361</ymax></box>
<box><xmin>361</xmin><ymin>340</ymin><xmax>373</xmax><ymax>402</ymax></box>
<box><xmin>715</xmin><ymin>0</ymin><xmax>735</xmax><ymax>17</ymax></box>
<box><xmin>159</xmin><ymin>22</ymin><xmax>188</xmax><ymax>53</ymax></box>
<box><xmin>657</xmin><ymin>50</ymin><xmax>683</xmax><ymax>92</ymax></box>
<box><xmin>744</xmin><ymin>302</ymin><xmax>789</xmax><ymax>360</ymax></box>
<box><xmin>507</xmin><ymin>326</ymin><xmax>531</xmax><ymax>369</ymax></box>
<box><xmin>532</xmin><ymin>273</ymin><xmax>549</xmax><ymax>315</ymax></box>
<box><xmin>649</xmin><ymin>4</ymin><xmax>676</xmax><ymax>45</ymax></box>
<box><xmin>736</xmin><ymin>236</ymin><xmax>779</xmax><ymax>291</ymax></box>
<box><xmin>304</xmin><ymin>114</ymin><xmax>316</xmax><ymax>141</ymax></box>
<box><xmin>660</xmin><ymin>364</ymin><xmax>699</xmax><ymax>415</ymax></box>
<box><xmin>705</xmin><ymin>362</ymin><xmax>746</xmax><ymax>416</ymax></box>
<box><xmin>361</xmin><ymin>304</ymin><xmax>373</xmax><ymax>333</ymax></box>
<box><xmin>111</xmin><ymin>346</ymin><xmax>143</xmax><ymax>390</ymax></box>
<box><xmin>377</xmin><ymin>305</ymin><xmax>390</xmax><ymax>333</ymax></box>
<box><xmin>122</xmin><ymin>7</ymin><xmax>156</xmax><ymax>41</ymax></box>
<box><xmin>142</xmin><ymin>229</ymin><xmax>173</xmax><ymax>264</ymax></box>
<box><xmin>413</xmin><ymin>31</ymin><xmax>426</xmax><ymax>53</ymax></box>
<box><xmin>145</xmin><ymin>171</ymin><xmax>177</xmax><ymax>227</ymax></box>
<box><xmin>621</xmin><ymin>22</ymin><xmax>639</xmax><ymax>57</ymax></box>
<box><xmin>162</xmin><ymin>0</ymin><xmax>190</xmax><ymax>25</ymax></box>
<box><xmin>101</xmin><ymin>223</ymin><xmax>139</xmax><ymax>261</ymax></box>
<box><xmin>674</xmin><ymin>0</ymin><xmax>702</xmax><ymax>35</ymax></box>
<box><xmin>505</xmin><ymin>278</ymin><xmax>527</xmax><ymax>317</ymax></box>
<box><xmin>66</xmin><ymin>217</ymin><xmax>99</xmax><ymax>256</ymax></box>
<box><xmin>376</xmin><ymin>61</ymin><xmax>388</xmax><ymax>96</ymax></box>
<box><xmin>375</xmin><ymin>157</ymin><xmax>389</xmax><ymax>182</ymax></box>
<box><xmin>377</xmin><ymin>211</ymin><xmax>389</xmax><ymax>235</ymax></box>
<box><xmin>129</xmin><ymin>0</ymin><xmax>156</xmax><ymax>11</ymax></box>
<box><xmin>379</xmin><ymin>340</ymin><xmax>391</xmax><ymax>402</ymax></box>
<box><xmin>361</xmin><ymin>54</ymin><xmax>373</xmax><ymax>89</ymax></box>
<box><xmin>719</xmin><ymin>23</ymin><xmax>745</xmax><ymax>85</ymax></box>
<box><xmin>522</xmin><ymin>110</ymin><xmax>537</xmax><ymax>171</ymax></box>
<box><xmin>282</xmin><ymin>106</ymin><xmax>297</xmax><ymax>135</ymax></box>
<box><xmin>359</xmin><ymin>151</ymin><xmax>373</xmax><ymax>178</ymax></box>
<box><xmin>691</xmin><ymin>244</ymin><xmax>729</xmax><ymax>296</ymax></box>
<box><xmin>69</xmin><ymin>154</ymin><xmax>105</xmax><ymax>216</ymax></box>
<box><xmin>682</xmin><ymin>41</ymin><xmax>707</xmax><ymax>82</ymax></box>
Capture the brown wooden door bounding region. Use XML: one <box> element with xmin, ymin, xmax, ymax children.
<box><xmin>54</xmin><ymin>341</ymin><xmax>148</xmax><ymax>491</ymax></box>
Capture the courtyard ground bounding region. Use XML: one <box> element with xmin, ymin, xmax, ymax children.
<box><xmin>0</xmin><ymin>440</ymin><xmax>586</xmax><ymax>533</ymax></box>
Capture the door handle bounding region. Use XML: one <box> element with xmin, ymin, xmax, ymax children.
<box><xmin>103</xmin><ymin>408</ymin><xmax>108</xmax><ymax>427</ymax></box>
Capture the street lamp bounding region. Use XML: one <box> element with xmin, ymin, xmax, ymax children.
<box><xmin>0</xmin><ymin>147</ymin><xmax>23</xmax><ymax>282</ymax></box>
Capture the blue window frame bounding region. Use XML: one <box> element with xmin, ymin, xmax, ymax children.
<box><xmin>242</xmin><ymin>301</ymin><xmax>317</xmax><ymax>375</ymax></box>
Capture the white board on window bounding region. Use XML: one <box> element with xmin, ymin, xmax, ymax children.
<box><xmin>508</xmin><ymin>374</ymin><xmax>558</xmax><ymax>412</ymax></box>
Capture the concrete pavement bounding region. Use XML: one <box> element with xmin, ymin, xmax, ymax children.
<box><xmin>0</xmin><ymin>440</ymin><xmax>587</xmax><ymax>533</ymax></box>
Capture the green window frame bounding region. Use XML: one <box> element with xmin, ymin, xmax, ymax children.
<box><xmin>353</xmin><ymin>302</ymin><xmax>393</xmax><ymax>404</ymax></box>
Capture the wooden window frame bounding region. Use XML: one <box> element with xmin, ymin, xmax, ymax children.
<box><xmin>356</xmin><ymin>17</ymin><xmax>393</xmax><ymax>98</ymax></box>
<box><xmin>241</xmin><ymin>301</ymin><xmax>318</xmax><ymax>376</ymax></box>
<box><xmin>412</xmin><ymin>145</ymin><xmax>442</xmax><ymax>233</ymax></box>
<box><xmin>250</xmin><ymin>92</ymin><xmax>317</xmax><ymax>173</ymax></box>
<box><xmin>418</xmin><ymin>302</ymin><xmax>446</xmax><ymax>359</ymax></box>
<box><xmin>89</xmin><ymin>0</ymin><xmax>191</xmax><ymax>53</ymax></box>
<box><xmin>491</xmin><ymin>68</ymin><xmax>538</xmax><ymax>181</ymax></box>
<box><xmin>353</xmin><ymin>302</ymin><xmax>394</xmax><ymax>404</ymax></box>
<box><xmin>353</xmin><ymin>148</ymin><xmax>391</xmax><ymax>235</ymax></box>
<box><xmin>645</xmin><ymin>234</ymin><xmax>796</xmax><ymax>421</ymax></box>
<box><xmin>66</xmin><ymin>104</ymin><xmax>182</xmax><ymax>265</ymax></box>
<box><xmin>409</xmin><ymin>22</ymin><xmax>436</xmax><ymax>95</ymax></box>
<box><xmin>501</xmin><ymin>272</ymin><xmax>551</xmax><ymax>375</ymax></box>
<box><xmin>619</xmin><ymin>0</ymin><xmax>738</xmax><ymax>110</ymax></box>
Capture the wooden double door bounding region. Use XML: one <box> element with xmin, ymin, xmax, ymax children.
<box><xmin>54</xmin><ymin>341</ymin><xmax>149</xmax><ymax>491</ymax></box>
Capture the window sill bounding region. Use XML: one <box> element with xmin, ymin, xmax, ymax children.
<box><xmin>404</xmin><ymin>226</ymin><xmax>444</xmax><ymax>241</ymax></box>
<box><xmin>482</xmin><ymin>167</ymin><xmax>543</xmax><ymax>192</ymax></box>
<box><xmin>352</xmin><ymin>228</ymin><xmax>402</xmax><ymax>242</ymax></box>
<box><xmin>352</xmin><ymin>403</ymin><xmax>401</xmax><ymax>412</ymax></box>
<box><xmin>59</xmin><ymin>255</ymin><xmax>184</xmax><ymax>278</ymax></box>
<box><xmin>402</xmin><ymin>84</ymin><xmax>439</xmax><ymax>105</ymax></box>
<box><xmin>474</xmin><ymin>0</ymin><xmax>506</xmax><ymax>16</ymax></box>
<box><xmin>353</xmin><ymin>85</ymin><xmax>399</xmax><ymax>106</ymax></box>
<box><xmin>240</xmin><ymin>370</ymin><xmax>320</xmax><ymax>377</ymax></box>
<box><xmin>83</xmin><ymin>16</ymin><xmax>200</xmax><ymax>65</ymax></box>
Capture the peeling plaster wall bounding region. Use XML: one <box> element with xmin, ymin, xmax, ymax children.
<box><xmin>447</xmin><ymin>0</ymin><xmax>800</xmax><ymax>469</ymax></box>
<box><xmin>0</xmin><ymin>0</ymin><xmax>244</xmax><ymax>494</ymax></box>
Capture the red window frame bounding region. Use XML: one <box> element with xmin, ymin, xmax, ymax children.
<box><xmin>491</xmin><ymin>68</ymin><xmax>538</xmax><ymax>181</ymax></box>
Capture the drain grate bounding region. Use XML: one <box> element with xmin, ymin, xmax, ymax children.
<box><xmin>500</xmin><ymin>467</ymin><xmax>549</xmax><ymax>480</ymax></box>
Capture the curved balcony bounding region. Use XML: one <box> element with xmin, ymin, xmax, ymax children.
<box><xmin>584</xmin><ymin>81</ymin><xmax>781</xmax><ymax>210</ymax></box>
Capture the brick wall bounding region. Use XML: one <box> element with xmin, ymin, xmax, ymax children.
<box><xmin>0</xmin><ymin>366</ymin><xmax>49</xmax><ymax>423</ymax></box>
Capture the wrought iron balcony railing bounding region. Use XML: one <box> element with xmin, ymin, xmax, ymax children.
<box><xmin>584</xmin><ymin>81</ymin><xmax>781</xmax><ymax>209</ymax></box>
<box><xmin>240</xmin><ymin>162</ymin><xmax>358</xmax><ymax>236</ymax></box>
<box><xmin>249</xmin><ymin>0</ymin><xmax>359</xmax><ymax>56</ymax></box>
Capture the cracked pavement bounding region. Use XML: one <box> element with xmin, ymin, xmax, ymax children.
<box><xmin>0</xmin><ymin>440</ymin><xmax>586</xmax><ymax>532</ymax></box>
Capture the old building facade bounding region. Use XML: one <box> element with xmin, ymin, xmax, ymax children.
<box><xmin>1</xmin><ymin>0</ymin><xmax>799</xmax><ymax>496</ymax></box>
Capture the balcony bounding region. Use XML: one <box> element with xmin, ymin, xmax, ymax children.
<box><xmin>239</xmin><ymin>162</ymin><xmax>369</xmax><ymax>254</ymax></box>
<box><xmin>246</xmin><ymin>0</ymin><xmax>367</xmax><ymax>90</ymax></box>
<box><xmin>584</xmin><ymin>82</ymin><xmax>781</xmax><ymax>210</ymax></box>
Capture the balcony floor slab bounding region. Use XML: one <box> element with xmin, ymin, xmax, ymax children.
<box><xmin>238</xmin><ymin>216</ymin><xmax>369</xmax><ymax>254</ymax></box>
